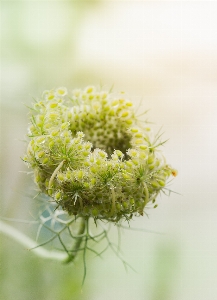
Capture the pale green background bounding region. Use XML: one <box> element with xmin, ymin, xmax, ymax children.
<box><xmin>1</xmin><ymin>1</ymin><xmax>217</xmax><ymax>299</ymax></box>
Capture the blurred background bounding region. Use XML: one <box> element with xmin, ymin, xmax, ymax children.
<box><xmin>1</xmin><ymin>1</ymin><xmax>217</xmax><ymax>299</ymax></box>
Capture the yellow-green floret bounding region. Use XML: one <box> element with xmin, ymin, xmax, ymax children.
<box><xmin>23</xmin><ymin>86</ymin><xmax>177</xmax><ymax>222</ymax></box>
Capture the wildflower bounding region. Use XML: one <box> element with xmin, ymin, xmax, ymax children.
<box><xmin>56</xmin><ymin>87</ymin><xmax>67</xmax><ymax>97</ymax></box>
<box><xmin>24</xmin><ymin>85</ymin><xmax>176</xmax><ymax>222</ymax></box>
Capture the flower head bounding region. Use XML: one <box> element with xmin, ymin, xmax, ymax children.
<box><xmin>24</xmin><ymin>85</ymin><xmax>176</xmax><ymax>222</ymax></box>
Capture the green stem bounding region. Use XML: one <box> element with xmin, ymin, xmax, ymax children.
<box><xmin>143</xmin><ymin>182</ymin><xmax>149</xmax><ymax>206</ymax></box>
<box><xmin>141</xmin><ymin>182</ymin><xmax>150</xmax><ymax>214</ymax></box>
<box><xmin>64</xmin><ymin>217</ymin><xmax>86</xmax><ymax>264</ymax></box>
<box><xmin>111</xmin><ymin>187</ymin><xmax>116</xmax><ymax>215</ymax></box>
<box><xmin>48</xmin><ymin>160</ymin><xmax>65</xmax><ymax>192</ymax></box>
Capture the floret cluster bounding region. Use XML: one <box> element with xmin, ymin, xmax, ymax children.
<box><xmin>23</xmin><ymin>86</ymin><xmax>176</xmax><ymax>222</ymax></box>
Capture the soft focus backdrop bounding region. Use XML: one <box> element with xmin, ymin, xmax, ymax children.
<box><xmin>1</xmin><ymin>1</ymin><xmax>217</xmax><ymax>300</ymax></box>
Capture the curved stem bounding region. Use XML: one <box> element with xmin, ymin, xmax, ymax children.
<box><xmin>48</xmin><ymin>160</ymin><xmax>65</xmax><ymax>192</ymax></box>
<box><xmin>0</xmin><ymin>220</ymin><xmax>67</xmax><ymax>261</ymax></box>
<box><xmin>64</xmin><ymin>217</ymin><xmax>86</xmax><ymax>264</ymax></box>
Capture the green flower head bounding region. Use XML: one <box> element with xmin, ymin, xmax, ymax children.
<box><xmin>23</xmin><ymin>86</ymin><xmax>177</xmax><ymax>222</ymax></box>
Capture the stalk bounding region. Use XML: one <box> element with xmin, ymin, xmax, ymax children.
<box><xmin>64</xmin><ymin>217</ymin><xmax>86</xmax><ymax>264</ymax></box>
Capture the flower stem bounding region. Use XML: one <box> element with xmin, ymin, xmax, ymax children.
<box><xmin>64</xmin><ymin>217</ymin><xmax>86</xmax><ymax>264</ymax></box>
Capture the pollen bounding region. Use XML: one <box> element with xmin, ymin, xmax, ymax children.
<box><xmin>172</xmin><ymin>169</ymin><xmax>178</xmax><ymax>177</ymax></box>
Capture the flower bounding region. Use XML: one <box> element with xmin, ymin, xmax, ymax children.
<box><xmin>24</xmin><ymin>85</ymin><xmax>176</xmax><ymax>222</ymax></box>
